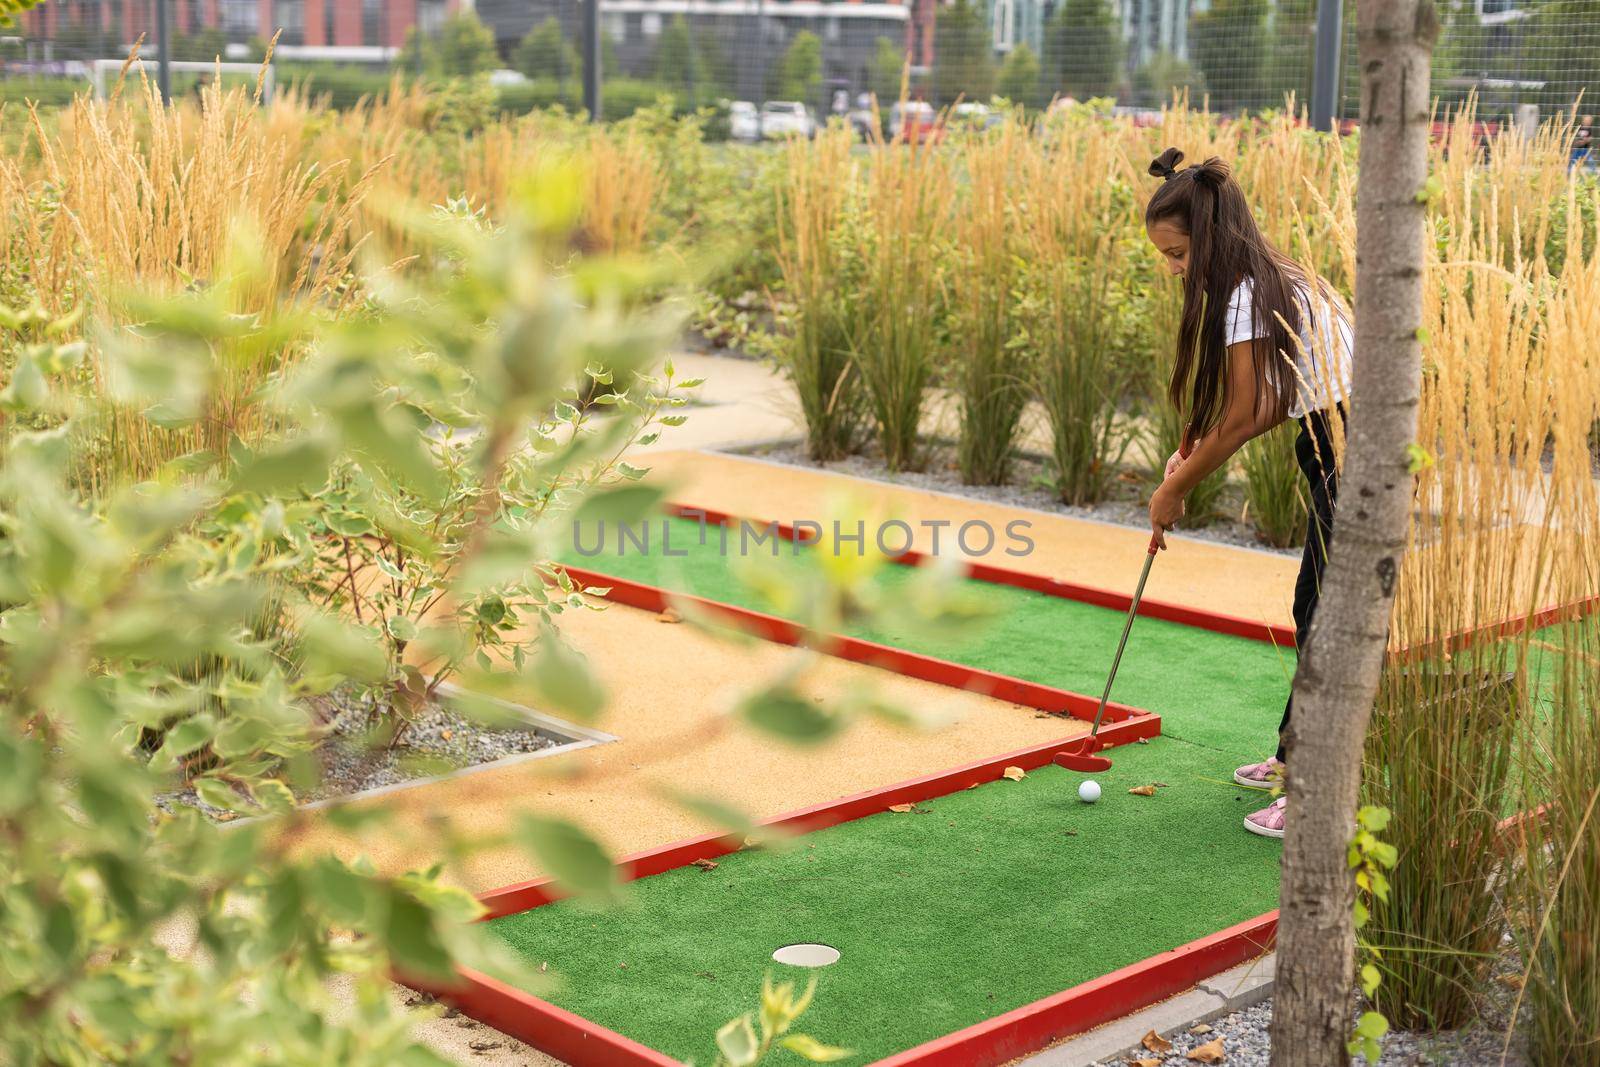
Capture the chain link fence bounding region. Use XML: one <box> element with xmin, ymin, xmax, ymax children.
<box><xmin>4</xmin><ymin>0</ymin><xmax>1600</xmax><ymax>134</ymax></box>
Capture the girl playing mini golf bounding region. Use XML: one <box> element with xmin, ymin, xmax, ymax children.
<box><xmin>1141</xmin><ymin>147</ymin><xmax>1354</xmax><ymax>840</ymax></box>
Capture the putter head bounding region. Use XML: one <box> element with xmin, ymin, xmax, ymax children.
<box><xmin>1053</xmin><ymin>734</ymin><xmax>1112</xmax><ymax>773</ymax></box>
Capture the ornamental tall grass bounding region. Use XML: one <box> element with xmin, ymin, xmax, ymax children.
<box><xmin>1512</xmin><ymin>614</ymin><xmax>1600</xmax><ymax>1065</ymax></box>
<box><xmin>12</xmin><ymin>80</ymin><xmax>372</xmax><ymax>492</ymax></box>
<box><xmin>951</xmin><ymin>120</ymin><xmax>1030</xmax><ymax>485</ymax></box>
<box><xmin>772</xmin><ymin>127</ymin><xmax>865</xmax><ymax>461</ymax></box>
<box><xmin>1239</xmin><ymin>421</ymin><xmax>1305</xmax><ymax>548</ymax></box>
<box><xmin>845</xmin><ymin>136</ymin><xmax>953</xmax><ymax>472</ymax></box>
<box><xmin>1019</xmin><ymin>127</ymin><xmax>1137</xmax><ymax>505</ymax></box>
<box><xmin>1362</xmin><ymin>125</ymin><xmax>1600</xmax><ymax>1034</ymax></box>
<box><xmin>1503</xmin><ymin>178</ymin><xmax>1600</xmax><ymax>1060</ymax></box>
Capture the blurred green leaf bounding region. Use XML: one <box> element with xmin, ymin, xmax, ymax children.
<box><xmin>516</xmin><ymin>816</ymin><xmax>621</xmax><ymax>902</ymax></box>
<box><xmin>194</xmin><ymin>777</ymin><xmax>242</xmax><ymax>812</ymax></box>
<box><xmin>529</xmin><ymin>631</ymin><xmax>605</xmax><ymax>721</ymax></box>
<box><xmin>715</xmin><ymin>1014</ymin><xmax>760</xmax><ymax>1067</ymax></box>
<box><xmin>741</xmin><ymin>687</ymin><xmax>843</xmax><ymax>746</ymax></box>
<box><xmin>229</xmin><ymin>436</ymin><xmax>335</xmax><ymax>496</ymax></box>
<box><xmin>384</xmin><ymin>896</ymin><xmax>459</xmax><ymax>987</ymax></box>
<box><xmin>779</xmin><ymin>1034</ymin><xmax>854</xmax><ymax>1062</ymax></box>
<box><xmin>573</xmin><ymin>483</ymin><xmax>665</xmax><ymax>525</ymax></box>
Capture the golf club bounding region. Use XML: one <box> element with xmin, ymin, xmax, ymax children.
<box><xmin>1055</xmin><ymin>444</ymin><xmax>1189</xmax><ymax>773</ymax></box>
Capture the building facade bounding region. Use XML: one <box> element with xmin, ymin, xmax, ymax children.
<box><xmin>475</xmin><ymin>0</ymin><xmax>910</xmax><ymax>105</ymax></box>
<box><xmin>14</xmin><ymin>0</ymin><xmax>453</xmax><ymax>54</ymax></box>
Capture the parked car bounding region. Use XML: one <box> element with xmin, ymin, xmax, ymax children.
<box><xmin>888</xmin><ymin>99</ymin><xmax>941</xmax><ymax>143</ymax></box>
<box><xmin>760</xmin><ymin>101</ymin><xmax>817</xmax><ymax>139</ymax></box>
<box><xmin>728</xmin><ymin>100</ymin><xmax>760</xmax><ymax>142</ymax></box>
<box><xmin>488</xmin><ymin>68</ymin><xmax>529</xmax><ymax>88</ymax></box>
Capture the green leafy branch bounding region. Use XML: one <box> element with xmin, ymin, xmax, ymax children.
<box><xmin>1349</xmin><ymin>804</ymin><xmax>1400</xmax><ymax>1063</ymax></box>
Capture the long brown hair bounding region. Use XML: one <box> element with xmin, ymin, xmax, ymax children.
<box><xmin>1145</xmin><ymin>147</ymin><xmax>1305</xmax><ymax>445</ymax></box>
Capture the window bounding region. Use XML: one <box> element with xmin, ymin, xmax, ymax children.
<box><xmin>219</xmin><ymin>0</ymin><xmax>256</xmax><ymax>38</ymax></box>
<box><xmin>361</xmin><ymin>0</ymin><xmax>382</xmax><ymax>46</ymax></box>
<box><xmin>417</xmin><ymin>0</ymin><xmax>446</xmax><ymax>36</ymax></box>
<box><xmin>641</xmin><ymin>12</ymin><xmax>662</xmax><ymax>37</ymax></box>
<box><xmin>993</xmin><ymin>0</ymin><xmax>1014</xmax><ymax>51</ymax></box>
<box><xmin>604</xmin><ymin>12</ymin><xmax>626</xmax><ymax>41</ymax></box>
<box><xmin>273</xmin><ymin>0</ymin><xmax>304</xmax><ymax>45</ymax></box>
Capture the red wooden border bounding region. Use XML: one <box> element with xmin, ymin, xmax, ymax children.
<box><xmin>657</xmin><ymin>502</ymin><xmax>1600</xmax><ymax>657</ymax></box>
<box><xmin>471</xmin><ymin>718</ymin><xmax>1157</xmax><ymax>921</ymax></box>
<box><xmin>870</xmin><ymin>911</ymin><xmax>1278</xmax><ymax>1067</ymax></box>
<box><xmin>561</xmin><ymin>564</ymin><xmax>1146</xmax><ymax>725</ymax></box>
<box><xmin>408</xmin><ymin>965</ymin><xmax>682</xmax><ymax>1067</ymax></box>
<box><xmin>663</xmin><ymin>502</ymin><xmax>1297</xmax><ymax>647</ymax></box>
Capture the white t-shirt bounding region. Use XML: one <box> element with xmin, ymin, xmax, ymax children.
<box><xmin>1224</xmin><ymin>277</ymin><xmax>1353</xmax><ymax>419</ymax></box>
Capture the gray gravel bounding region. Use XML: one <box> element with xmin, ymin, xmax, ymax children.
<box><xmin>1089</xmin><ymin>999</ymin><xmax>1526</xmax><ymax>1067</ymax></box>
<box><xmin>734</xmin><ymin>439</ymin><xmax>1298</xmax><ymax>557</ymax></box>
<box><xmin>159</xmin><ymin>689</ymin><xmax>558</xmax><ymax>816</ymax></box>
<box><xmin>304</xmin><ymin>693</ymin><xmax>559</xmax><ymax>801</ymax></box>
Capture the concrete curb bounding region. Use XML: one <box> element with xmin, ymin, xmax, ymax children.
<box><xmin>1014</xmin><ymin>953</ymin><xmax>1276</xmax><ymax>1066</ymax></box>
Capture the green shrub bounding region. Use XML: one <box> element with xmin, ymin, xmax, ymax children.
<box><xmin>496</xmin><ymin>78</ymin><xmax>581</xmax><ymax>115</ymax></box>
<box><xmin>277</xmin><ymin>62</ymin><xmax>398</xmax><ymax>110</ymax></box>
<box><xmin>1240</xmin><ymin>419</ymin><xmax>1306</xmax><ymax>546</ymax></box>
<box><xmin>0</xmin><ymin>76</ymin><xmax>83</xmax><ymax>108</ymax></box>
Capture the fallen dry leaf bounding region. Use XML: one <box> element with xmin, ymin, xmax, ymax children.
<box><xmin>1187</xmin><ymin>1037</ymin><xmax>1226</xmax><ymax>1063</ymax></box>
<box><xmin>1129</xmin><ymin>1059</ymin><xmax>1161</xmax><ymax>1067</ymax></box>
<box><xmin>1497</xmin><ymin>973</ymin><xmax>1525</xmax><ymax>990</ymax></box>
<box><xmin>1002</xmin><ymin>766</ymin><xmax>1027</xmax><ymax>782</ymax></box>
<box><xmin>691</xmin><ymin>858</ymin><xmax>718</xmax><ymax>871</ymax></box>
<box><xmin>888</xmin><ymin>803</ymin><xmax>916</xmax><ymax>813</ymax></box>
<box><xmin>1141</xmin><ymin>1029</ymin><xmax>1173</xmax><ymax>1053</ymax></box>
<box><xmin>657</xmin><ymin>607</ymin><xmax>682</xmax><ymax>623</ymax></box>
<box><xmin>439</xmin><ymin>728</ymin><xmax>452</xmax><ymax>741</ymax></box>
<box><xmin>1129</xmin><ymin>785</ymin><xmax>1158</xmax><ymax>797</ymax></box>
<box><xmin>1189</xmin><ymin>1023</ymin><xmax>1213</xmax><ymax>1035</ymax></box>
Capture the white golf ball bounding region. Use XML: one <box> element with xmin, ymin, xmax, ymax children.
<box><xmin>1078</xmin><ymin>780</ymin><xmax>1102</xmax><ymax>804</ymax></box>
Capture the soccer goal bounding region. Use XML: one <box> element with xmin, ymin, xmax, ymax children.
<box><xmin>90</xmin><ymin>59</ymin><xmax>275</xmax><ymax>103</ymax></box>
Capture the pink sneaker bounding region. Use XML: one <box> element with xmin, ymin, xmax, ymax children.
<box><xmin>1234</xmin><ymin>757</ymin><xmax>1286</xmax><ymax>790</ymax></box>
<box><xmin>1244</xmin><ymin>796</ymin><xmax>1287</xmax><ymax>839</ymax></box>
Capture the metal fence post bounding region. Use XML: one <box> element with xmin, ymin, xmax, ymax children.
<box><xmin>1310</xmin><ymin>0</ymin><xmax>1343</xmax><ymax>131</ymax></box>
<box><xmin>155</xmin><ymin>0</ymin><xmax>171</xmax><ymax>103</ymax></box>
<box><xmin>583</xmin><ymin>0</ymin><xmax>601</xmax><ymax>122</ymax></box>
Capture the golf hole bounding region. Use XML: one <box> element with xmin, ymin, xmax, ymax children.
<box><xmin>771</xmin><ymin>943</ymin><xmax>841</xmax><ymax>968</ymax></box>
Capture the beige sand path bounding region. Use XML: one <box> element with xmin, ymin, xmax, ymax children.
<box><xmin>298</xmin><ymin>595</ymin><xmax>1087</xmax><ymax>893</ymax></box>
<box><xmin>322</xmin><ymin>587</ymin><xmax>1090</xmax><ymax>1063</ymax></box>
<box><xmin>638</xmin><ymin>448</ymin><xmax>1301</xmax><ymax>630</ymax></box>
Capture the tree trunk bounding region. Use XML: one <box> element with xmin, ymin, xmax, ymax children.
<box><xmin>1271</xmin><ymin>3</ymin><xmax>1438</xmax><ymax>1066</ymax></box>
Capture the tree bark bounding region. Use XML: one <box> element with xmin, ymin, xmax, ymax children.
<box><xmin>1271</xmin><ymin>3</ymin><xmax>1438</xmax><ymax>1066</ymax></box>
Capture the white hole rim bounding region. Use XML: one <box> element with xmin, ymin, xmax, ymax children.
<box><xmin>771</xmin><ymin>943</ymin><xmax>841</xmax><ymax>968</ymax></box>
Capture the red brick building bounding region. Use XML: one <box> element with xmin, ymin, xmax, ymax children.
<box><xmin>15</xmin><ymin>0</ymin><xmax>453</xmax><ymax>53</ymax></box>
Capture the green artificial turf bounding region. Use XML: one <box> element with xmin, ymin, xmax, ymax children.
<box><xmin>560</xmin><ymin>517</ymin><xmax>1298</xmax><ymax>756</ymax></box>
<box><xmin>490</xmin><ymin>739</ymin><xmax>1281</xmax><ymax>1065</ymax></box>
<box><xmin>492</xmin><ymin>516</ymin><xmax>1292</xmax><ymax>1062</ymax></box>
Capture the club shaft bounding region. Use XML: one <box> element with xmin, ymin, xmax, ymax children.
<box><xmin>1086</xmin><ymin>549</ymin><xmax>1158</xmax><ymax>739</ymax></box>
